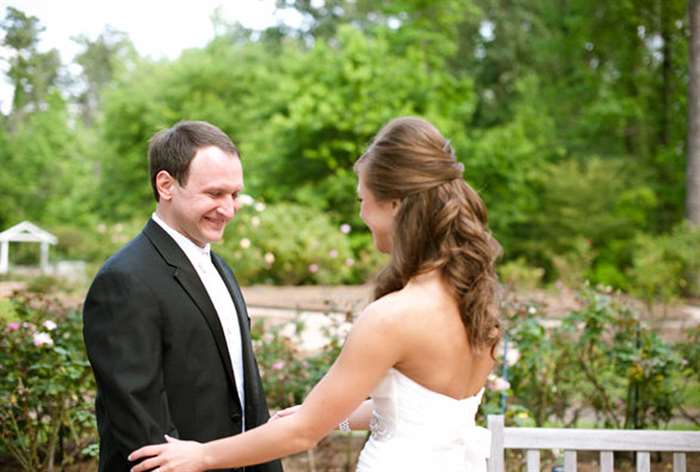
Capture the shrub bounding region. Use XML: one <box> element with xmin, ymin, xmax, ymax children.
<box><xmin>251</xmin><ymin>313</ymin><xmax>347</xmax><ymax>410</ymax></box>
<box><xmin>675</xmin><ymin>324</ymin><xmax>700</xmax><ymax>426</ymax></box>
<box><xmin>218</xmin><ymin>199</ymin><xmax>368</xmax><ymax>285</ymax></box>
<box><xmin>497</xmin><ymin>257</ymin><xmax>544</xmax><ymax>290</ymax></box>
<box><xmin>628</xmin><ymin>222</ymin><xmax>700</xmax><ymax>303</ymax></box>
<box><xmin>0</xmin><ymin>293</ymin><xmax>96</xmax><ymax>471</ymax></box>
<box><xmin>504</xmin><ymin>299</ymin><xmax>580</xmax><ymax>426</ymax></box>
<box><xmin>52</xmin><ymin>218</ymin><xmax>144</xmax><ymax>267</ymax></box>
<box><xmin>504</xmin><ymin>285</ymin><xmax>684</xmax><ymax>429</ymax></box>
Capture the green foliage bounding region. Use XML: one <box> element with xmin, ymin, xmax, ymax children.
<box><xmin>72</xmin><ymin>27</ymin><xmax>136</xmax><ymax>125</ymax></box>
<box><xmin>1</xmin><ymin>6</ymin><xmax>61</xmax><ymax>115</ymax></box>
<box><xmin>0</xmin><ymin>293</ymin><xmax>96</xmax><ymax>471</ymax></box>
<box><xmin>242</xmin><ymin>24</ymin><xmax>477</xmax><ymax>221</ymax></box>
<box><xmin>497</xmin><ymin>257</ymin><xmax>544</xmax><ymax>290</ymax></box>
<box><xmin>0</xmin><ymin>93</ymin><xmax>83</xmax><ymax>228</ymax></box>
<box><xmin>676</xmin><ymin>324</ymin><xmax>700</xmax><ymax>424</ymax></box>
<box><xmin>217</xmin><ymin>199</ymin><xmax>373</xmax><ymax>285</ymax></box>
<box><xmin>521</xmin><ymin>157</ymin><xmax>658</xmax><ymax>285</ymax></box>
<box><xmin>505</xmin><ymin>301</ymin><xmax>579</xmax><ymax>426</ymax></box>
<box><xmin>51</xmin><ymin>218</ymin><xmax>143</xmax><ymax>268</ymax></box>
<box><xmin>505</xmin><ymin>286</ymin><xmax>686</xmax><ymax>429</ymax></box>
<box><xmin>251</xmin><ymin>314</ymin><xmax>346</xmax><ymax>409</ymax></box>
<box><xmin>628</xmin><ymin>222</ymin><xmax>700</xmax><ymax>302</ymax></box>
<box><xmin>0</xmin><ymin>1</ymin><xmax>696</xmax><ymax>298</ymax></box>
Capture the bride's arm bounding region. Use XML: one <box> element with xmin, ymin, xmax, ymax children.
<box><xmin>345</xmin><ymin>399</ymin><xmax>373</xmax><ymax>430</ymax></box>
<box><xmin>129</xmin><ymin>300</ymin><xmax>405</xmax><ymax>471</ymax></box>
<box><xmin>271</xmin><ymin>398</ymin><xmax>374</xmax><ymax>431</ymax></box>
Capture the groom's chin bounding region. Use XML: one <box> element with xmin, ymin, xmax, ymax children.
<box><xmin>200</xmin><ymin>223</ymin><xmax>227</xmax><ymax>243</ymax></box>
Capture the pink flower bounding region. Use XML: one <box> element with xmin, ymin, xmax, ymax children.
<box><xmin>487</xmin><ymin>374</ymin><xmax>510</xmax><ymax>392</ymax></box>
<box><xmin>271</xmin><ymin>361</ymin><xmax>285</xmax><ymax>370</ymax></box>
<box><xmin>308</xmin><ymin>263</ymin><xmax>319</xmax><ymax>274</ymax></box>
<box><xmin>6</xmin><ymin>322</ymin><xmax>20</xmax><ymax>332</ymax></box>
<box><xmin>505</xmin><ymin>348</ymin><xmax>520</xmax><ymax>366</ymax></box>
<box><xmin>33</xmin><ymin>332</ymin><xmax>54</xmax><ymax>347</ymax></box>
<box><xmin>42</xmin><ymin>320</ymin><xmax>57</xmax><ymax>331</ymax></box>
<box><xmin>328</xmin><ymin>249</ymin><xmax>338</xmax><ymax>258</ymax></box>
<box><xmin>22</xmin><ymin>322</ymin><xmax>35</xmax><ymax>330</ymax></box>
<box><xmin>340</xmin><ymin>224</ymin><xmax>351</xmax><ymax>234</ymax></box>
<box><xmin>345</xmin><ymin>258</ymin><xmax>355</xmax><ymax>267</ymax></box>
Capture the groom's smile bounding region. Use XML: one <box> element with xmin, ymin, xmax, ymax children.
<box><xmin>156</xmin><ymin>145</ymin><xmax>244</xmax><ymax>248</ymax></box>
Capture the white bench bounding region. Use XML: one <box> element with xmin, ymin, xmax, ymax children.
<box><xmin>487</xmin><ymin>415</ymin><xmax>700</xmax><ymax>472</ymax></box>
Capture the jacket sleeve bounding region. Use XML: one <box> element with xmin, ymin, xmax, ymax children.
<box><xmin>83</xmin><ymin>267</ymin><xmax>177</xmax><ymax>463</ymax></box>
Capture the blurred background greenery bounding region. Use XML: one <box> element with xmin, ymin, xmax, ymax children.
<box><xmin>1</xmin><ymin>0</ymin><xmax>698</xmax><ymax>296</ymax></box>
<box><xmin>2</xmin><ymin>2</ymin><xmax>700</xmax><ymax>469</ymax></box>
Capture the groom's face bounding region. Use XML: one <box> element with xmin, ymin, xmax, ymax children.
<box><xmin>169</xmin><ymin>146</ymin><xmax>243</xmax><ymax>247</ymax></box>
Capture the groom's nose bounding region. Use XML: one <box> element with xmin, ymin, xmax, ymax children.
<box><xmin>217</xmin><ymin>195</ymin><xmax>236</xmax><ymax>219</ymax></box>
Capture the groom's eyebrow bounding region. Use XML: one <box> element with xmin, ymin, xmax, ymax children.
<box><xmin>203</xmin><ymin>184</ymin><xmax>243</xmax><ymax>194</ymax></box>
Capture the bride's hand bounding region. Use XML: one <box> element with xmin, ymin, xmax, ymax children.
<box><xmin>129</xmin><ymin>435</ymin><xmax>208</xmax><ymax>472</ymax></box>
<box><xmin>268</xmin><ymin>404</ymin><xmax>302</xmax><ymax>422</ymax></box>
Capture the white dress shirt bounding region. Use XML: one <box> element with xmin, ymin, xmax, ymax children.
<box><xmin>152</xmin><ymin>214</ymin><xmax>245</xmax><ymax>423</ymax></box>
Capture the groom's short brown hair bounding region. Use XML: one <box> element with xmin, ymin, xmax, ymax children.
<box><xmin>148</xmin><ymin>121</ymin><xmax>239</xmax><ymax>201</ymax></box>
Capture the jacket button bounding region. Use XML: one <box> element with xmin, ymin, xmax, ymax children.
<box><xmin>231</xmin><ymin>412</ymin><xmax>241</xmax><ymax>422</ymax></box>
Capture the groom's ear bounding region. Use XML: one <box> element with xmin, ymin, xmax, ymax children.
<box><xmin>155</xmin><ymin>170</ymin><xmax>176</xmax><ymax>201</ymax></box>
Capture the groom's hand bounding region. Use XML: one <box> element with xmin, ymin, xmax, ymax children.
<box><xmin>268</xmin><ymin>405</ymin><xmax>302</xmax><ymax>422</ymax></box>
<box><xmin>129</xmin><ymin>435</ymin><xmax>208</xmax><ymax>472</ymax></box>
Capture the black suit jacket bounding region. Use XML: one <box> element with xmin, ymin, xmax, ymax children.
<box><xmin>83</xmin><ymin>219</ymin><xmax>283</xmax><ymax>472</ymax></box>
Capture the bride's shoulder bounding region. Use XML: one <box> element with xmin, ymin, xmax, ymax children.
<box><xmin>359</xmin><ymin>287</ymin><xmax>433</xmax><ymax>325</ymax></box>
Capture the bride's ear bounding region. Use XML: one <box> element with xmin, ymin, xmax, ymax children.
<box><xmin>391</xmin><ymin>199</ymin><xmax>401</xmax><ymax>216</ymax></box>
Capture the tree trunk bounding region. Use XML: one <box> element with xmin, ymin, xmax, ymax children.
<box><xmin>659</xmin><ymin>0</ymin><xmax>671</xmax><ymax>147</ymax></box>
<box><xmin>688</xmin><ymin>0</ymin><xmax>700</xmax><ymax>225</ymax></box>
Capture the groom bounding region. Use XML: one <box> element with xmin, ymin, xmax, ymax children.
<box><xmin>83</xmin><ymin>121</ymin><xmax>283</xmax><ymax>472</ymax></box>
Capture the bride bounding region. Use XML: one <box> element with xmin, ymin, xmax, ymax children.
<box><xmin>129</xmin><ymin>116</ymin><xmax>502</xmax><ymax>472</ymax></box>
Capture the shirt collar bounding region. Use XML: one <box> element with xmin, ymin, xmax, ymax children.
<box><xmin>151</xmin><ymin>213</ymin><xmax>211</xmax><ymax>264</ymax></box>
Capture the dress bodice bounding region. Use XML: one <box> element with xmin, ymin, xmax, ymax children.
<box><xmin>356</xmin><ymin>368</ymin><xmax>490</xmax><ymax>471</ymax></box>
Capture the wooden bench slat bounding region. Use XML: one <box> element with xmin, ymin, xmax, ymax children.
<box><xmin>485</xmin><ymin>416</ymin><xmax>700</xmax><ymax>472</ymax></box>
<box><xmin>636</xmin><ymin>452</ymin><xmax>650</xmax><ymax>472</ymax></box>
<box><xmin>673</xmin><ymin>452</ymin><xmax>686</xmax><ymax>472</ymax></box>
<box><xmin>600</xmin><ymin>450</ymin><xmax>614</xmax><ymax>472</ymax></box>
<box><xmin>502</xmin><ymin>427</ymin><xmax>700</xmax><ymax>452</ymax></box>
<box><xmin>526</xmin><ymin>449</ymin><xmax>540</xmax><ymax>472</ymax></box>
<box><xmin>487</xmin><ymin>415</ymin><xmax>505</xmax><ymax>472</ymax></box>
<box><xmin>564</xmin><ymin>450</ymin><xmax>577</xmax><ymax>472</ymax></box>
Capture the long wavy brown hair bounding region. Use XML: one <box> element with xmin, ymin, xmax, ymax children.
<box><xmin>355</xmin><ymin>116</ymin><xmax>502</xmax><ymax>353</ymax></box>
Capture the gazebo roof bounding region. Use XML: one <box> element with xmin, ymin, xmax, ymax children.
<box><xmin>0</xmin><ymin>221</ymin><xmax>57</xmax><ymax>244</ymax></box>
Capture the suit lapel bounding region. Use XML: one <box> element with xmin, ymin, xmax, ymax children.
<box><xmin>211</xmin><ymin>253</ymin><xmax>264</xmax><ymax>428</ymax></box>
<box><xmin>143</xmin><ymin>220</ymin><xmax>241</xmax><ymax>406</ymax></box>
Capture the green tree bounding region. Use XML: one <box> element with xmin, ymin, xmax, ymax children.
<box><xmin>1</xmin><ymin>93</ymin><xmax>84</xmax><ymax>227</ymax></box>
<box><xmin>72</xmin><ymin>27</ymin><xmax>136</xmax><ymax>125</ymax></box>
<box><xmin>1</xmin><ymin>7</ymin><xmax>62</xmax><ymax>126</ymax></box>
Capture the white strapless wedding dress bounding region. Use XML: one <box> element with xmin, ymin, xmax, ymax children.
<box><xmin>356</xmin><ymin>368</ymin><xmax>490</xmax><ymax>472</ymax></box>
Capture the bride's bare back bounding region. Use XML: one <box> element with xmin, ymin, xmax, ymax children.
<box><xmin>388</xmin><ymin>270</ymin><xmax>495</xmax><ymax>399</ymax></box>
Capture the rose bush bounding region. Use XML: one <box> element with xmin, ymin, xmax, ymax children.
<box><xmin>218</xmin><ymin>197</ymin><xmax>380</xmax><ymax>285</ymax></box>
<box><xmin>0</xmin><ymin>293</ymin><xmax>96</xmax><ymax>471</ymax></box>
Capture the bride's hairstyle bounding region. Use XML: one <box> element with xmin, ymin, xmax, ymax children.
<box><xmin>355</xmin><ymin>116</ymin><xmax>502</xmax><ymax>353</ymax></box>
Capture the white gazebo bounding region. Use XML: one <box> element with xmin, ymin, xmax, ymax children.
<box><xmin>0</xmin><ymin>221</ymin><xmax>58</xmax><ymax>274</ymax></box>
